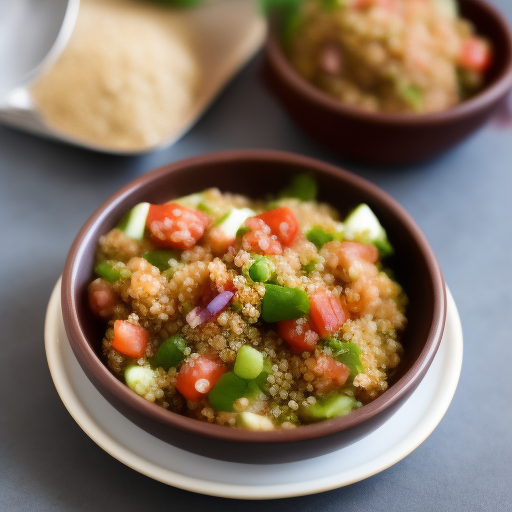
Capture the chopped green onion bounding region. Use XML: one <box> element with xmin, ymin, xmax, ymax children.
<box><xmin>142</xmin><ymin>249</ymin><xmax>180</xmax><ymax>272</ymax></box>
<box><xmin>279</xmin><ymin>173</ymin><xmax>317</xmax><ymax>201</ymax></box>
<box><xmin>325</xmin><ymin>338</ymin><xmax>364</xmax><ymax>378</ymax></box>
<box><xmin>236</xmin><ymin>226</ymin><xmax>251</xmax><ymax>239</ymax></box>
<box><xmin>124</xmin><ymin>365</ymin><xmax>154</xmax><ymax>396</ymax></box>
<box><xmin>234</xmin><ymin>346</ymin><xmax>264</xmax><ymax>380</ymax></box>
<box><xmin>300</xmin><ymin>393</ymin><xmax>357</xmax><ymax>422</ymax></box>
<box><xmin>249</xmin><ymin>258</ymin><xmax>273</xmax><ymax>283</ymax></box>
<box><xmin>306</xmin><ymin>226</ymin><xmax>334</xmax><ymax>249</ymax></box>
<box><xmin>150</xmin><ymin>334</ymin><xmax>187</xmax><ymax>371</ymax></box>
<box><xmin>401</xmin><ymin>85</ymin><xmax>424</xmax><ymax>112</ymax></box>
<box><xmin>261</xmin><ymin>284</ymin><xmax>310</xmax><ymax>322</ymax></box>
<box><xmin>94</xmin><ymin>261</ymin><xmax>123</xmax><ymax>283</ymax></box>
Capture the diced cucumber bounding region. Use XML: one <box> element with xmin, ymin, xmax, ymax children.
<box><xmin>208</xmin><ymin>372</ymin><xmax>249</xmax><ymax>412</ymax></box>
<box><xmin>261</xmin><ymin>284</ymin><xmax>310</xmax><ymax>323</ymax></box>
<box><xmin>215</xmin><ymin>207</ymin><xmax>255</xmax><ymax>239</ymax></box>
<box><xmin>344</xmin><ymin>204</ymin><xmax>393</xmax><ymax>256</ymax></box>
<box><xmin>234</xmin><ymin>345</ymin><xmax>264</xmax><ymax>380</ymax></box>
<box><xmin>237</xmin><ymin>412</ymin><xmax>275</xmax><ymax>431</ymax></box>
<box><xmin>301</xmin><ymin>394</ymin><xmax>356</xmax><ymax>423</ymax></box>
<box><xmin>117</xmin><ymin>202</ymin><xmax>150</xmax><ymax>241</ymax></box>
<box><xmin>150</xmin><ymin>334</ymin><xmax>186</xmax><ymax>371</ymax></box>
<box><xmin>124</xmin><ymin>365</ymin><xmax>154</xmax><ymax>396</ymax></box>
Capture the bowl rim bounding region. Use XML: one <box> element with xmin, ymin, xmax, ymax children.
<box><xmin>264</xmin><ymin>0</ymin><xmax>512</xmax><ymax>126</ymax></box>
<box><xmin>62</xmin><ymin>149</ymin><xmax>447</xmax><ymax>444</ymax></box>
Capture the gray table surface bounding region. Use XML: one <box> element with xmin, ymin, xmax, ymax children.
<box><xmin>2</xmin><ymin>3</ymin><xmax>512</xmax><ymax>509</ymax></box>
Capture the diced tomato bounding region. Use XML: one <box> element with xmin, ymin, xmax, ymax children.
<box><xmin>277</xmin><ymin>317</ymin><xmax>319</xmax><ymax>354</ymax></box>
<box><xmin>146</xmin><ymin>203</ymin><xmax>210</xmax><ymax>250</ymax></box>
<box><xmin>242</xmin><ymin>217</ymin><xmax>283</xmax><ymax>255</ymax></box>
<box><xmin>255</xmin><ymin>207</ymin><xmax>299</xmax><ymax>247</ymax></box>
<box><xmin>112</xmin><ymin>320</ymin><xmax>149</xmax><ymax>359</ymax></box>
<box><xmin>337</xmin><ymin>241</ymin><xmax>379</xmax><ymax>267</ymax></box>
<box><xmin>353</xmin><ymin>0</ymin><xmax>395</xmax><ymax>10</ymax></box>
<box><xmin>309</xmin><ymin>290</ymin><xmax>348</xmax><ymax>337</ymax></box>
<box><xmin>176</xmin><ymin>356</ymin><xmax>226</xmax><ymax>402</ymax></box>
<box><xmin>88</xmin><ymin>278</ymin><xmax>119</xmax><ymax>319</ymax></box>
<box><xmin>459</xmin><ymin>37</ymin><xmax>492</xmax><ymax>74</ymax></box>
<box><xmin>313</xmin><ymin>355</ymin><xmax>350</xmax><ymax>385</ymax></box>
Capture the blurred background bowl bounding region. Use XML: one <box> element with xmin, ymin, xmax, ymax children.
<box><xmin>262</xmin><ymin>0</ymin><xmax>512</xmax><ymax>165</ymax></box>
<box><xmin>61</xmin><ymin>150</ymin><xmax>446</xmax><ymax>463</ymax></box>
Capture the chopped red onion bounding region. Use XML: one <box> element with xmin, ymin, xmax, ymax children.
<box><xmin>186</xmin><ymin>290</ymin><xmax>234</xmax><ymax>328</ymax></box>
<box><xmin>207</xmin><ymin>290</ymin><xmax>234</xmax><ymax>315</ymax></box>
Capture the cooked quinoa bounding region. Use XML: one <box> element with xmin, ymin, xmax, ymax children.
<box><xmin>285</xmin><ymin>0</ymin><xmax>493</xmax><ymax>113</ymax></box>
<box><xmin>88</xmin><ymin>179</ymin><xmax>407</xmax><ymax>429</ymax></box>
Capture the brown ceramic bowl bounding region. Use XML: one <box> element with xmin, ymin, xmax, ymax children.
<box><xmin>263</xmin><ymin>0</ymin><xmax>512</xmax><ymax>165</ymax></box>
<box><xmin>62</xmin><ymin>150</ymin><xmax>446</xmax><ymax>463</ymax></box>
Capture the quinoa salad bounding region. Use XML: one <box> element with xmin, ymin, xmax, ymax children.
<box><xmin>282</xmin><ymin>0</ymin><xmax>493</xmax><ymax>114</ymax></box>
<box><xmin>88</xmin><ymin>175</ymin><xmax>407</xmax><ymax>430</ymax></box>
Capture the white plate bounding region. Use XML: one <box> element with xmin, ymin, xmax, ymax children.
<box><xmin>0</xmin><ymin>0</ymin><xmax>266</xmax><ymax>154</ymax></box>
<box><xmin>45</xmin><ymin>278</ymin><xmax>462</xmax><ymax>500</ymax></box>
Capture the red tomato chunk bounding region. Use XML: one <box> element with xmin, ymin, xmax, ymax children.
<box><xmin>337</xmin><ymin>241</ymin><xmax>379</xmax><ymax>267</ymax></box>
<box><xmin>176</xmin><ymin>356</ymin><xmax>226</xmax><ymax>402</ymax></box>
<box><xmin>242</xmin><ymin>217</ymin><xmax>283</xmax><ymax>255</ymax></box>
<box><xmin>112</xmin><ymin>320</ymin><xmax>149</xmax><ymax>359</ymax></box>
<box><xmin>313</xmin><ymin>355</ymin><xmax>350</xmax><ymax>385</ymax></box>
<box><xmin>146</xmin><ymin>203</ymin><xmax>209</xmax><ymax>250</ymax></box>
<box><xmin>88</xmin><ymin>278</ymin><xmax>119</xmax><ymax>319</ymax></box>
<box><xmin>255</xmin><ymin>207</ymin><xmax>299</xmax><ymax>247</ymax></box>
<box><xmin>459</xmin><ymin>37</ymin><xmax>492</xmax><ymax>74</ymax></box>
<box><xmin>309</xmin><ymin>290</ymin><xmax>348</xmax><ymax>338</ymax></box>
<box><xmin>278</xmin><ymin>317</ymin><xmax>319</xmax><ymax>354</ymax></box>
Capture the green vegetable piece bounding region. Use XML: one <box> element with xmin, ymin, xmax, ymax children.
<box><xmin>279</xmin><ymin>173</ymin><xmax>317</xmax><ymax>201</ymax></box>
<box><xmin>236</xmin><ymin>225</ymin><xmax>251</xmax><ymax>239</ymax></box>
<box><xmin>237</xmin><ymin>412</ymin><xmax>275</xmax><ymax>431</ymax></box>
<box><xmin>306</xmin><ymin>226</ymin><xmax>334</xmax><ymax>249</ymax></box>
<box><xmin>254</xmin><ymin>358</ymin><xmax>273</xmax><ymax>390</ymax></box>
<box><xmin>162</xmin><ymin>268</ymin><xmax>176</xmax><ymax>280</ymax></box>
<box><xmin>249</xmin><ymin>258</ymin><xmax>273</xmax><ymax>283</ymax></box>
<box><xmin>94</xmin><ymin>261</ymin><xmax>122</xmax><ymax>283</ymax></box>
<box><xmin>302</xmin><ymin>258</ymin><xmax>318</xmax><ymax>274</ymax></box>
<box><xmin>150</xmin><ymin>335</ymin><xmax>186</xmax><ymax>371</ymax></box>
<box><xmin>401</xmin><ymin>85</ymin><xmax>424</xmax><ymax>111</ymax></box>
<box><xmin>261</xmin><ymin>284</ymin><xmax>310</xmax><ymax>323</ymax></box>
<box><xmin>325</xmin><ymin>338</ymin><xmax>364</xmax><ymax>378</ymax></box>
<box><xmin>234</xmin><ymin>346</ymin><xmax>264</xmax><ymax>380</ymax></box>
<box><xmin>301</xmin><ymin>394</ymin><xmax>356</xmax><ymax>422</ymax></box>
<box><xmin>124</xmin><ymin>365</ymin><xmax>154</xmax><ymax>396</ymax></box>
<box><xmin>142</xmin><ymin>249</ymin><xmax>179</xmax><ymax>272</ymax></box>
<box><xmin>208</xmin><ymin>372</ymin><xmax>249</xmax><ymax>412</ymax></box>
<box><xmin>117</xmin><ymin>202</ymin><xmax>150</xmax><ymax>241</ymax></box>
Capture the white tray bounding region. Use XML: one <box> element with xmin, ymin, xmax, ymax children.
<box><xmin>0</xmin><ymin>0</ymin><xmax>266</xmax><ymax>154</ymax></box>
